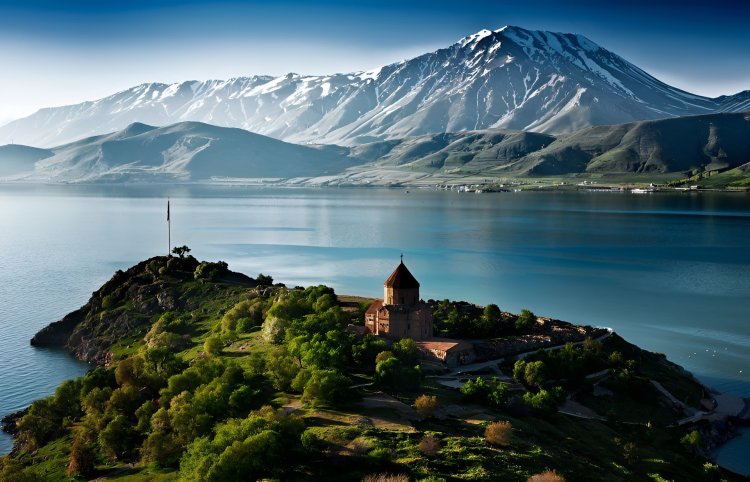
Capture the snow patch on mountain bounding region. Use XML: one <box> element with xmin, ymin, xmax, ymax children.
<box><xmin>0</xmin><ymin>26</ymin><xmax>747</xmax><ymax>148</ymax></box>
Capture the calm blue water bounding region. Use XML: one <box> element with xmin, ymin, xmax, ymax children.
<box><xmin>0</xmin><ymin>184</ymin><xmax>748</xmax><ymax>472</ymax></box>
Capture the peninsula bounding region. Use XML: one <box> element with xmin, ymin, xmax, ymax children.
<box><xmin>1</xmin><ymin>255</ymin><xmax>748</xmax><ymax>481</ymax></box>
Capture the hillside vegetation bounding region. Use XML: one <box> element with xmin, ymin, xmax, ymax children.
<box><xmin>3</xmin><ymin>112</ymin><xmax>749</xmax><ymax>186</ymax></box>
<box><xmin>0</xmin><ymin>256</ymin><xmax>744</xmax><ymax>481</ymax></box>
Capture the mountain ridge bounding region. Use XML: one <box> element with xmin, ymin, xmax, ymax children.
<box><xmin>1</xmin><ymin>25</ymin><xmax>748</xmax><ymax>148</ymax></box>
<box><xmin>2</xmin><ymin>121</ymin><xmax>358</xmax><ymax>182</ymax></box>
<box><xmin>3</xmin><ymin>111</ymin><xmax>749</xmax><ymax>185</ymax></box>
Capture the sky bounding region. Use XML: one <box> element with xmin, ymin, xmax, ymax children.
<box><xmin>1</xmin><ymin>0</ymin><xmax>749</xmax><ymax>123</ymax></box>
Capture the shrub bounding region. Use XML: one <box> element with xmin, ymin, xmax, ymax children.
<box><xmin>515</xmin><ymin>309</ymin><xmax>536</xmax><ymax>332</ymax></box>
<box><xmin>484</xmin><ymin>420</ymin><xmax>512</xmax><ymax>447</ymax></box>
<box><xmin>414</xmin><ymin>394</ymin><xmax>438</xmax><ymax>418</ymax></box>
<box><xmin>261</xmin><ymin>316</ymin><xmax>290</xmax><ymax>344</ymax></box>
<box><xmin>524</xmin><ymin>360</ymin><xmax>546</xmax><ymax>387</ymax></box>
<box><xmin>301</xmin><ymin>429</ymin><xmax>326</xmax><ymax>453</ymax></box>
<box><xmin>204</xmin><ymin>336</ymin><xmax>223</xmax><ymax>356</ymax></box>
<box><xmin>222</xmin><ymin>300</ymin><xmax>263</xmax><ymax>333</ymax></box>
<box><xmin>522</xmin><ymin>387</ymin><xmax>565</xmax><ymax>414</ymax></box>
<box><xmin>488</xmin><ymin>382</ymin><xmax>510</xmax><ymax>407</ymax></box>
<box><xmin>194</xmin><ymin>261</ymin><xmax>228</xmax><ymax>280</ymax></box>
<box><xmin>418</xmin><ymin>434</ymin><xmax>441</xmax><ymax>457</ymax></box>
<box><xmin>301</xmin><ymin>369</ymin><xmax>351</xmax><ymax>406</ymax></box>
<box><xmin>362</xmin><ymin>474</ymin><xmax>409</xmax><ymax>482</ymax></box>
<box><xmin>681</xmin><ymin>430</ymin><xmax>702</xmax><ymax>452</ymax></box>
<box><xmin>527</xmin><ymin>470</ymin><xmax>566</xmax><ymax>482</ymax></box>
<box><xmin>0</xmin><ymin>458</ymin><xmax>35</xmax><ymax>482</ymax></box>
<box><xmin>461</xmin><ymin>377</ymin><xmax>490</xmax><ymax>402</ymax></box>
<box><xmin>367</xmin><ymin>447</ymin><xmax>394</xmax><ymax>462</ymax></box>
<box><xmin>256</xmin><ymin>273</ymin><xmax>273</xmax><ymax>285</ymax></box>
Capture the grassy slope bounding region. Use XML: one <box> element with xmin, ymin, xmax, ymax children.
<box><xmin>6</xmin><ymin>259</ymin><xmax>745</xmax><ymax>482</ymax></box>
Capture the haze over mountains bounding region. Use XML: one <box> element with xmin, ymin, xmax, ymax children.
<box><xmin>1</xmin><ymin>26</ymin><xmax>749</xmax><ymax>149</ymax></box>
<box><xmin>3</xmin><ymin>112</ymin><xmax>749</xmax><ymax>184</ymax></box>
<box><xmin>1</xmin><ymin>122</ymin><xmax>359</xmax><ymax>182</ymax></box>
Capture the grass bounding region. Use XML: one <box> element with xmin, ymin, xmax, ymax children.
<box><xmin>9</xmin><ymin>261</ymin><xmax>745</xmax><ymax>482</ymax></box>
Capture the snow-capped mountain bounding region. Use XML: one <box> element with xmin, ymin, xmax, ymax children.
<box><xmin>1</xmin><ymin>26</ymin><xmax>748</xmax><ymax>148</ymax></box>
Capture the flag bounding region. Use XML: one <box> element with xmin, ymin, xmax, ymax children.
<box><xmin>167</xmin><ymin>200</ymin><xmax>170</xmax><ymax>222</ymax></box>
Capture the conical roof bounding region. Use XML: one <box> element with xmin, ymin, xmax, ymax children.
<box><xmin>384</xmin><ymin>261</ymin><xmax>420</xmax><ymax>289</ymax></box>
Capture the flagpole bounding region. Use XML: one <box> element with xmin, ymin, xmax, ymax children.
<box><xmin>167</xmin><ymin>198</ymin><xmax>171</xmax><ymax>256</ymax></box>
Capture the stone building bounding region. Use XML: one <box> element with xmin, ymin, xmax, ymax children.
<box><xmin>364</xmin><ymin>260</ymin><xmax>434</xmax><ymax>340</ymax></box>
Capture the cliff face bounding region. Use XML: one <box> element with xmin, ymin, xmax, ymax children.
<box><xmin>30</xmin><ymin>256</ymin><xmax>257</xmax><ymax>365</ymax></box>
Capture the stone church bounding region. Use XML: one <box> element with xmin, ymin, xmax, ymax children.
<box><xmin>364</xmin><ymin>259</ymin><xmax>434</xmax><ymax>340</ymax></box>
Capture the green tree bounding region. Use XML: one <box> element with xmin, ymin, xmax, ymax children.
<box><xmin>67</xmin><ymin>434</ymin><xmax>96</xmax><ymax>478</ymax></box>
<box><xmin>515</xmin><ymin>309</ymin><xmax>536</xmax><ymax>332</ymax></box>
<box><xmin>266</xmin><ymin>348</ymin><xmax>300</xmax><ymax>391</ymax></box>
<box><xmin>99</xmin><ymin>415</ymin><xmax>138</xmax><ymax>461</ymax></box>
<box><xmin>171</xmin><ymin>245</ymin><xmax>191</xmax><ymax>258</ymax></box>
<box><xmin>301</xmin><ymin>369</ymin><xmax>351</xmax><ymax>406</ymax></box>
<box><xmin>375</xmin><ymin>357</ymin><xmax>421</xmax><ymax>394</ymax></box>
<box><xmin>524</xmin><ymin>360</ymin><xmax>546</xmax><ymax>388</ymax></box>
<box><xmin>204</xmin><ymin>336</ymin><xmax>223</xmax><ymax>356</ymax></box>
<box><xmin>522</xmin><ymin>387</ymin><xmax>565</xmax><ymax>414</ymax></box>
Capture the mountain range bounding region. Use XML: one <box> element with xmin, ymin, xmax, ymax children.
<box><xmin>0</xmin><ymin>122</ymin><xmax>358</xmax><ymax>182</ymax></box>
<box><xmin>3</xmin><ymin>111</ymin><xmax>749</xmax><ymax>184</ymax></box>
<box><xmin>1</xmin><ymin>26</ymin><xmax>748</xmax><ymax>148</ymax></box>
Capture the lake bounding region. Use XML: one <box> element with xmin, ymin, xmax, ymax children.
<box><xmin>1</xmin><ymin>184</ymin><xmax>748</xmax><ymax>472</ymax></box>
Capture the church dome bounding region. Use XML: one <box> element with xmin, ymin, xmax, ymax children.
<box><xmin>384</xmin><ymin>261</ymin><xmax>420</xmax><ymax>289</ymax></box>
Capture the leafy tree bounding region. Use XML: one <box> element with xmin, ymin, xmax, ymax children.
<box><xmin>142</xmin><ymin>431</ymin><xmax>181</xmax><ymax>467</ymax></box>
<box><xmin>488</xmin><ymin>382</ymin><xmax>510</xmax><ymax>407</ymax></box>
<box><xmin>66</xmin><ymin>433</ymin><xmax>96</xmax><ymax>478</ymax></box>
<box><xmin>204</xmin><ymin>336</ymin><xmax>223</xmax><ymax>356</ymax></box>
<box><xmin>0</xmin><ymin>458</ymin><xmax>36</xmax><ymax>482</ymax></box>
<box><xmin>460</xmin><ymin>377</ymin><xmax>509</xmax><ymax>408</ymax></box>
<box><xmin>194</xmin><ymin>261</ymin><xmax>228</xmax><ymax>280</ymax></box>
<box><xmin>135</xmin><ymin>400</ymin><xmax>158</xmax><ymax>433</ymax></box>
<box><xmin>301</xmin><ymin>369</ymin><xmax>351</xmax><ymax>406</ymax></box>
<box><xmin>460</xmin><ymin>377</ymin><xmax>491</xmax><ymax>402</ymax></box>
<box><xmin>178</xmin><ymin>407</ymin><xmax>303</xmax><ymax>481</ymax></box>
<box><xmin>222</xmin><ymin>299</ymin><xmax>264</xmax><ymax>333</ymax></box>
<box><xmin>266</xmin><ymin>348</ymin><xmax>300</xmax><ymax>391</ymax></box>
<box><xmin>392</xmin><ymin>338</ymin><xmax>419</xmax><ymax>365</ymax></box>
<box><xmin>375</xmin><ymin>357</ymin><xmax>421</xmax><ymax>394</ymax></box>
<box><xmin>352</xmin><ymin>334</ymin><xmax>389</xmax><ymax>369</ymax></box>
<box><xmin>256</xmin><ymin>273</ymin><xmax>273</xmax><ymax>285</ymax></box>
<box><xmin>513</xmin><ymin>360</ymin><xmax>527</xmax><ymax>383</ymax></box>
<box><xmin>524</xmin><ymin>360</ymin><xmax>546</xmax><ymax>388</ymax></box>
<box><xmin>171</xmin><ymin>245</ymin><xmax>191</xmax><ymax>258</ymax></box>
<box><xmin>99</xmin><ymin>414</ymin><xmax>138</xmax><ymax>461</ymax></box>
<box><xmin>522</xmin><ymin>387</ymin><xmax>565</xmax><ymax>414</ymax></box>
<box><xmin>515</xmin><ymin>309</ymin><xmax>536</xmax><ymax>332</ymax></box>
<box><xmin>483</xmin><ymin>303</ymin><xmax>501</xmax><ymax>322</ymax></box>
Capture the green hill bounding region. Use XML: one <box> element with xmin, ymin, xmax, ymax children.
<box><xmin>1</xmin><ymin>256</ymin><xmax>744</xmax><ymax>481</ymax></box>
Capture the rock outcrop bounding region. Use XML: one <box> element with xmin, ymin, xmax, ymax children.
<box><xmin>29</xmin><ymin>255</ymin><xmax>258</xmax><ymax>365</ymax></box>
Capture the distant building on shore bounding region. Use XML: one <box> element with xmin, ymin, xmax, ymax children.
<box><xmin>364</xmin><ymin>259</ymin><xmax>434</xmax><ymax>340</ymax></box>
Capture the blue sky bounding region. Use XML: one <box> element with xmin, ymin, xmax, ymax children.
<box><xmin>1</xmin><ymin>0</ymin><xmax>748</xmax><ymax>121</ymax></box>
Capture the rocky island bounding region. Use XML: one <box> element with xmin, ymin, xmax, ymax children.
<box><xmin>2</xmin><ymin>255</ymin><xmax>748</xmax><ymax>481</ymax></box>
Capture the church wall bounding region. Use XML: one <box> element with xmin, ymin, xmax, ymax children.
<box><xmin>384</xmin><ymin>287</ymin><xmax>419</xmax><ymax>306</ymax></box>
